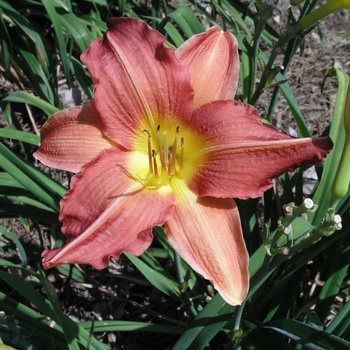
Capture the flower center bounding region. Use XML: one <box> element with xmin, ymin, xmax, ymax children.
<box><xmin>143</xmin><ymin>125</ymin><xmax>184</xmax><ymax>179</ymax></box>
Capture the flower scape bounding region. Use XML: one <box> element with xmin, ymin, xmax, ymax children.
<box><xmin>34</xmin><ymin>17</ymin><xmax>332</xmax><ymax>306</ymax></box>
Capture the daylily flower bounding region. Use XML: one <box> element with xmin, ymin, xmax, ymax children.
<box><xmin>34</xmin><ymin>17</ymin><xmax>332</xmax><ymax>306</ymax></box>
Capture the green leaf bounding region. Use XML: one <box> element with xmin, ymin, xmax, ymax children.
<box><xmin>0</xmin><ymin>0</ymin><xmax>50</xmax><ymax>70</ymax></box>
<box><xmin>153</xmin><ymin>16</ymin><xmax>185</xmax><ymax>47</ymax></box>
<box><xmin>326</xmin><ymin>297</ymin><xmax>350</xmax><ymax>337</ymax></box>
<box><xmin>266</xmin><ymin>319</ymin><xmax>350</xmax><ymax>350</ymax></box>
<box><xmin>168</xmin><ymin>6</ymin><xmax>204</xmax><ymax>38</ymax></box>
<box><xmin>0</xmin><ymin>197</ymin><xmax>58</xmax><ymax>222</ymax></box>
<box><xmin>0</xmin><ymin>225</ymin><xmax>27</xmax><ymax>266</ymax></box>
<box><xmin>3</xmin><ymin>91</ymin><xmax>59</xmax><ymax>116</ymax></box>
<box><xmin>0</xmin><ymin>7</ymin><xmax>11</xmax><ymax>71</ymax></box>
<box><xmin>0</xmin><ymin>270</ymin><xmax>110</xmax><ymax>350</ymax></box>
<box><xmin>41</xmin><ymin>0</ymin><xmax>71</xmax><ymax>87</ymax></box>
<box><xmin>124</xmin><ymin>252</ymin><xmax>180</xmax><ymax>298</ymax></box>
<box><xmin>38</xmin><ymin>268</ymin><xmax>80</xmax><ymax>350</ymax></box>
<box><xmin>56</xmin><ymin>264</ymin><xmax>87</xmax><ymax>283</ymax></box>
<box><xmin>173</xmin><ymin>294</ymin><xmax>233</xmax><ymax>350</ymax></box>
<box><xmin>315</xmin><ymin>235</ymin><xmax>350</xmax><ymax>321</ymax></box>
<box><xmin>278</xmin><ymin>75</ymin><xmax>311</xmax><ymax>137</ymax></box>
<box><xmin>16</xmin><ymin>47</ymin><xmax>56</xmax><ymax>104</ymax></box>
<box><xmin>0</xmin><ymin>142</ymin><xmax>65</xmax><ymax>211</ymax></box>
<box><xmin>79</xmin><ymin>320</ymin><xmax>184</xmax><ymax>334</ymax></box>
<box><xmin>0</xmin><ymin>291</ymin><xmax>68</xmax><ymax>349</ymax></box>
<box><xmin>0</xmin><ymin>129</ymin><xmax>40</xmax><ymax>146</ymax></box>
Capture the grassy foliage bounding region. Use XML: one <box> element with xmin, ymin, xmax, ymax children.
<box><xmin>0</xmin><ymin>0</ymin><xmax>349</xmax><ymax>349</ymax></box>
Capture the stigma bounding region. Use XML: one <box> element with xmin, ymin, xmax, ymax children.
<box><xmin>143</xmin><ymin>125</ymin><xmax>184</xmax><ymax>178</ymax></box>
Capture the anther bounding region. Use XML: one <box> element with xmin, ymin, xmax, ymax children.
<box><xmin>143</xmin><ymin>130</ymin><xmax>153</xmax><ymax>174</ymax></box>
<box><xmin>152</xmin><ymin>150</ymin><xmax>159</xmax><ymax>178</ymax></box>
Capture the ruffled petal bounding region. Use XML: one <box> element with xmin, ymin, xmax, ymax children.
<box><xmin>42</xmin><ymin>147</ymin><xmax>176</xmax><ymax>269</ymax></box>
<box><xmin>165</xmin><ymin>177</ymin><xmax>249</xmax><ymax>306</ymax></box>
<box><xmin>34</xmin><ymin>105</ymin><xmax>114</xmax><ymax>173</ymax></box>
<box><xmin>186</xmin><ymin>101</ymin><xmax>333</xmax><ymax>199</ymax></box>
<box><xmin>176</xmin><ymin>26</ymin><xmax>239</xmax><ymax>109</ymax></box>
<box><xmin>81</xmin><ymin>17</ymin><xmax>194</xmax><ymax>149</ymax></box>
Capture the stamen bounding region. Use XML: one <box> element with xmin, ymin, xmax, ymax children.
<box><xmin>152</xmin><ymin>150</ymin><xmax>159</xmax><ymax>178</ymax></box>
<box><xmin>170</xmin><ymin>126</ymin><xmax>179</xmax><ymax>172</ymax></box>
<box><xmin>143</xmin><ymin>130</ymin><xmax>153</xmax><ymax>174</ymax></box>
<box><xmin>168</xmin><ymin>147</ymin><xmax>173</xmax><ymax>177</ymax></box>
<box><xmin>156</xmin><ymin>125</ymin><xmax>166</xmax><ymax>172</ymax></box>
<box><xmin>179</xmin><ymin>137</ymin><xmax>184</xmax><ymax>171</ymax></box>
<box><xmin>163</xmin><ymin>131</ymin><xmax>168</xmax><ymax>165</ymax></box>
<box><xmin>144</xmin><ymin>125</ymin><xmax>184</xmax><ymax>179</ymax></box>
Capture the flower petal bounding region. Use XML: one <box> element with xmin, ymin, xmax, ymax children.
<box><xmin>42</xmin><ymin>147</ymin><xmax>176</xmax><ymax>269</ymax></box>
<box><xmin>165</xmin><ymin>177</ymin><xmax>249</xmax><ymax>306</ymax></box>
<box><xmin>176</xmin><ymin>26</ymin><xmax>239</xmax><ymax>109</ymax></box>
<box><xmin>187</xmin><ymin>101</ymin><xmax>333</xmax><ymax>199</ymax></box>
<box><xmin>81</xmin><ymin>17</ymin><xmax>194</xmax><ymax>149</ymax></box>
<box><xmin>34</xmin><ymin>105</ymin><xmax>114</xmax><ymax>173</ymax></box>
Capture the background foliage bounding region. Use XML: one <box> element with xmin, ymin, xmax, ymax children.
<box><xmin>0</xmin><ymin>0</ymin><xmax>349</xmax><ymax>349</ymax></box>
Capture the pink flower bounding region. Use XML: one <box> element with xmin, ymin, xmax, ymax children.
<box><xmin>34</xmin><ymin>18</ymin><xmax>332</xmax><ymax>305</ymax></box>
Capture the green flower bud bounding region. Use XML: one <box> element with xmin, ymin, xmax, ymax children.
<box><xmin>331</xmin><ymin>82</ymin><xmax>350</xmax><ymax>201</ymax></box>
<box><xmin>297</xmin><ymin>0</ymin><xmax>350</xmax><ymax>31</ymax></box>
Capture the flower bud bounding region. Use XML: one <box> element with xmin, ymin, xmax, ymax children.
<box><xmin>297</xmin><ymin>0</ymin><xmax>350</xmax><ymax>31</ymax></box>
<box><xmin>331</xmin><ymin>82</ymin><xmax>350</xmax><ymax>201</ymax></box>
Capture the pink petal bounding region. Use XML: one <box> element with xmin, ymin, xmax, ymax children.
<box><xmin>42</xmin><ymin>147</ymin><xmax>176</xmax><ymax>269</ymax></box>
<box><xmin>186</xmin><ymin>101</ymin><xmax>333</xmax><ymax>199</ymax></box>
<box><xmin>176</xmin><ymin>26</ymin><xmax>239</xmax><ymax>109</ymax></box>
<box><xmin>34</xmin><ymin>105</ymin><xmax>114</xmax><ymax>173</ymax></box>
<box><xmin>165</xmin><ymin>178</ymin><xmax>249</xmax><ymax>305</ymax></box>
<box><xmin>81</xmin><ymin>17</ymin><xmax>194</xmax><ymax>149</ymax></box>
